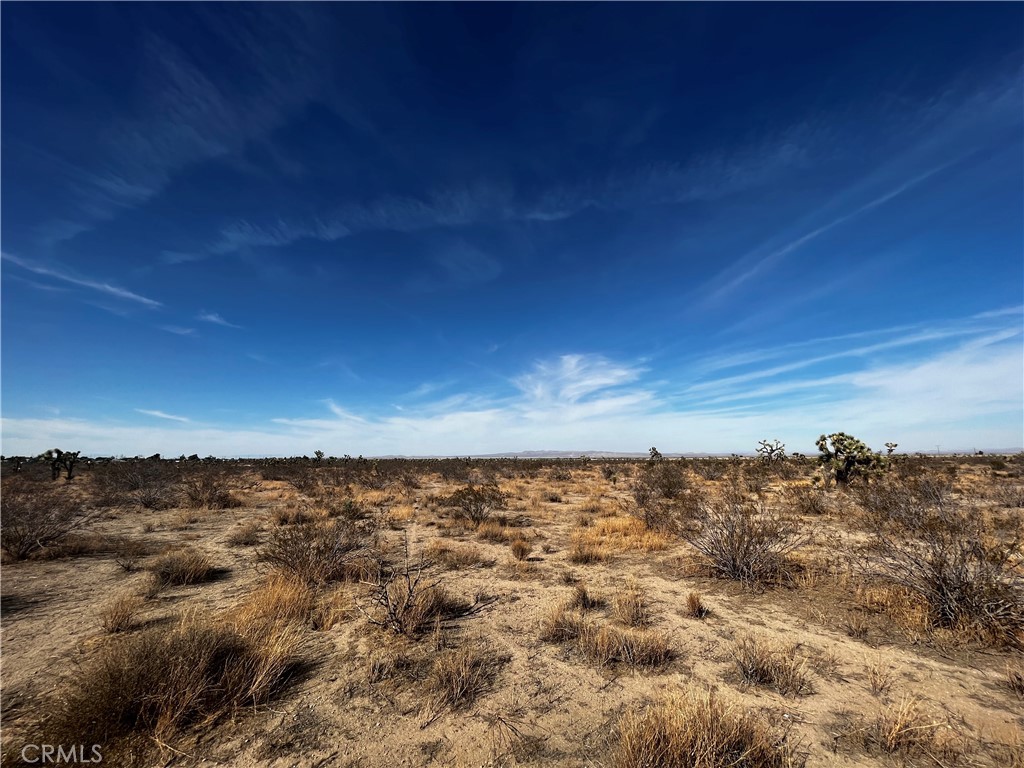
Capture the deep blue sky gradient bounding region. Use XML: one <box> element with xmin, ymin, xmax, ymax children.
<box><xmin>2</xmin><ymin>3</ymin><xmax>1022</xmax><ymax>455</ymax></box>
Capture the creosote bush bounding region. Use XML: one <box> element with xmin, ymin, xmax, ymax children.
<box><xmin>0</xmin><ymin>483</ymin><xmax>96</xmax><ymax>560</ymax></box>
<box><xmin>611</xmin><ymin>687</ymin><xmax>803</xmax><ymax>768</ymax></box>
<box><xmin>443</xmin><ymin>483</ymin><xmax>507</xmax><ymax>525</ymax></box>
<box><xmin>685</xmin><ymin>501</ymin><xmax>807</xmax><ymax>585</ymax></box>
<box><xmin>863</xmin><ymin>491</ymin><xmax>1023</xmax><ymax>646</ymax></box>
<box><xmin>257</xmin><ymin>519</ymin><xmax>375</xmax><ymax>586</ymax></box>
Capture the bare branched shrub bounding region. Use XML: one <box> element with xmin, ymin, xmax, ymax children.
<box><xmin>257</xmin><ymin>519</ymin><xmax>374</xmax><ymax>586</ymax></box>
<box><xmin>733</xmin><ymin>636</ymin><xmax>813</xmax><ymax>696</ymax></box>
<box><xmin>684</xmin><ymin>500</ymin><xmax>808</xmax><ymax>584</ymax></box>
<box><xmin>359</xmin><ymin>542</ymin><xmax>493</xmax><ymax>637</ymax></box>
<box><xmin>611</xmin><ymin>687</ymin><xmax>802</xmax><ymax>768</ymax></box>
<box><xmin>863</xmin><ymin>497</ymin><xmax>1023</xmax><ymax>646</ymax></box>
<box><xmin>180</xmin><ymin>471</ymin><xmax>240</xmax><ymax>510</ymax></box>
<box><xmin>443</xmin><ymin>483</ymin><xmax>507</xmax><ymax>525</ymax></box>
<box><xmin>0</xmin><ymin>483</ymin><xmax>98</xmax><ymax>560</ymax></box>
<box><xmin>34</xmin><ymin>613</ymin><xmax>301</xmax><ymax>766</ymax></box>
<box><xmin>94</xmin><ymin>462</ymin><xmax>177</xmax><ymax>509</ymax></box>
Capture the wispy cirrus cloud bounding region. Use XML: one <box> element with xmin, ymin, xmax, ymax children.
<box><xmin>4</xmin><ymin>313</ymin><xmax>1021</xmax><ymax>456</ymax></box>
<box><xmin>197</xmin><ymin>310</ymin><xmax>242</xmax><ymax>328</ymax></box>
<box><xmin>158</xmin><ymin>325</ymin><xmax>196</xmax><ymax>336</ymax></box>
<box><xmin>2</xmin><ymin>252</ymin><xmax>161</xmax><ymax>308</ymax></box>
<box><xmin>135</xmin><ymin>408</ymin><xmax>190</xmax><ymax>423</ymax></box>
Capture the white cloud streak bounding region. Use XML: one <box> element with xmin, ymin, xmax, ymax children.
<box><xmin>135</xmin><ymin>409</ymin><xmax>190</xmax><ymax>423</ymax></box>
<box><xmin>197</xmin><ymin>310</ymin><xmax>242</xmax><ymax>328</ymax></box>
<box><xmin>2</xmin><ymin>252</ymin><xmax>161</xmax><ymax>308</ymax></box>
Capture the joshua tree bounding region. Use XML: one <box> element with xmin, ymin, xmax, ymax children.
<box><xmin>756</xmin><ymin>439</ymin><xmax>787</xmax><ymax>464</ymax></box>
<box><xmin>41</xmin><ymin>448</ymin><xmax>81</xmax><ymax>482</ymax></box>
<box><xmin>649</xmin><ymin>446</ymin><xmax>663</xmax><ymax>461</ymax></box>
<box><xmin>815</xmin><ymin>433</ymin><xmax>888</xmax><ymax>487</ymax></box>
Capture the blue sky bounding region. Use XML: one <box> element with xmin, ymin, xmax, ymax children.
<box><xmin>2</xmin><ymin>3</ymin><xmax>1022</xmax><ymax>457</ymax></box>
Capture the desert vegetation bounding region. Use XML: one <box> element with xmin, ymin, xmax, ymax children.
<box><xmin>1</xmin><ymin>444</ymin><xmax>1021</xmax><ymax>766</ymax></box>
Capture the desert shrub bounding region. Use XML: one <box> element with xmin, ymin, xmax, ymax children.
<box><xmin>510</xmin><ymin>538</ymin><xmax>533</xmax><ymax>561</ymax></box>
<box><xmin>632</xmin><ymin>459</ymin><xmax>688</xmax><ymax>507</ymax></box>
<box><xmin>686</xmin><ymin>591</ymin><xmax>709</xmax><ymax>619</ymax></box>
<box><xmin>568</xmin><ymin>540</ymin><xmax>607</xmax><ymax>564</ymax></box>
<box><xmin>0</xmin><ymin>483</ymin><xmax>97</xmax><ymax>560</ymax></box>
<box><xmin>423</xmin><ymin>540</ymin><xmax>493</xmax><ymax>569</ymax></box>
<box><xmin>360</xmin><ymin>545</ymin><xmax>492</xmax><ymax>637</ymax></box>
<box><xmin>691</xmin><ymin>458</ymin><xmax>729</xmax><ymax>481</ymax></box>
<box><xmin>443</xmin><ymin>483</ymin><xmax>507</xmax><ymax>525</ymax></box>
<box><xmin>100</xmin><ymin>594</ymin><xmax>144</xmax><ymax>634</ymax></box>
<box><xmin>257</xmin><ymin>519</ymin><xmax>374</xmax><ymax>586</ymax></box>
<box><xmin>112</xmin><ymin>537</ymin><xmax>153</xmax><ymax>572</ymax></box>
<box><xmin>684</xmin><ymin>501</ymin><xmax>807</xmax><ymax>584</ymax></box>
<box><xmin>612</xmin><ymin>581</ymin><xmax>650</xmax><ymax>628</ymax></box>
<box><xmin>426</xmin><ymin>646</ymin><xmax>501</xmax><ymax>711</ymax></box>
<box><xmin>789</xmin><ymin>486</ymin><xmax>830</xmax><ymax>516</ymax></box>
<box><xmin>180</xmin><ymin>471</ymin><xmax>240</xmax><ymax>509</ymax></box>
<box><xmin>567</xmin><ymin>583</ymin><xmax>603</xmax><ymax>611</ymax></box>
<box><xmin>227</xmin><ymin>522</ymin><xmax>262</xmax><ymax>546</ymax></box>
<box><xmin>1004</xmin><ymin>663</ymin><xmax>1024</xmax><ymax>699</ymax></box>
<box><xmin>271</xmin><ymin>505</ymin><xmax>313</xmax><ymax>526</ymax></box>
<box><xmin>610</xmin><ymin>687</ymin><xmax>802</xmax><ymax>768</ymax></box>
<box><xmin>838</xmin><ymin>697</ymin><xmax>965</xmax><ymax>762</ymax></box>
<box><xmin>34</xmin><ymin>613</ymin><xmax>300</xmax><ymax>766</ymax></box>
<box><xmin>148</xmin><ymin>548</ymin><xmax>216</xmax><ymax>588</ymax></box>
<box><xmin>539</xmin><ymin>603</ymin><xmax>589</xmax><ymax>642</ymax></box>
<box><xmin>476</xmin><ymin>519</ymin><xmax>509</xmax><ymax>542</ymax></box>
<box><xmin>732</xmin><ymin>636</ymin><xmax>813</xmax><ymax>696</ymax></box>
<box><xmin>234</xmin><ymin>573</ymin><xmax>316</xmax><ymax>628</ymax></box>
<box><xmin>865</xmin><ymin>502</ymin><xmax>1023</xmax><ymax>646</ymax></box>
<box><xmin>93</xmin><ymin>461</ymin><xmax>178</xmax><ymax>509</ymax></box>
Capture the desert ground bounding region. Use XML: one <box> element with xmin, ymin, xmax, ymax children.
<box><xmin>1</xmin><ymin>451</ymin><xmax>1022</xmax><ymax>767</ymax></box>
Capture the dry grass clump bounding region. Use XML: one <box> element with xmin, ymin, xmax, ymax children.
<box><xmin>612</xmin><ymin>581</ymin><xmax>651</xmax><ymax>627</ymax></box>
<box><xmin>611</xmin><ymin>687</ymin><xmax>802</xmax><ymax>768</ymax></box>
<box><xmin>567</xmin><ymin>583</ymin><xmax>603</xmax><ymax>611</ymax></box>
<box><xmin>578</xmin><ymin>515</ymin><xmax>671</xmax><ymax>552</ymax></box>
<box><xmin>510</xmin><ymin>537</ymin><xmax>533</xmax><ymax>561</ymax></box>
<box><xmin>257</xmin><ymin>519</ymin><xmax>374</xmax><ymax>586</ymax></box>
<box><xmin>426</xmin><ymin>645</ymin><xmax>502</xmax><ymax>711</ymax></box>
<box><xmin>568</xmin><ymin>540</ymin><xmax>607</xmax><ymax>564</ymax></box>
<box><xmin>33</xmin><ymin>612</ymin><xmax>301</xmax><ymax>766</ymax></box>
<box><xmin>423</xmin><ymin>540</ymin><xmax>493</xmax><ymax>569</ymax></box>
<box><xmin>838</xmin><ymin>697</ymin><xmax>965</xmax><ymax>762</ymax></box>
<box><xmin>685</xmin><ymin>501</ymin><xmax>807</xmax><ymax>585</ymax></box>
<box><xmin>1005</xmin><ymin>662</ymin><xmax>1024</xmax><ymax>699</ymax></box>
<box><xmin>235</xmin><ymin>574</ymin><xmax>316</xmax><ymax>628</ymax></box>
<box><xmin>476</xmin><ymin>519</ymin><xmax>509</xmax><ymax>543</ymax></box>
<box><xmin>147</xmin><ymin>547</ymin><xmax>216</xmax><ymax>588</ymax></box>
<box><xmin>732</xmin><ymin>636</ymin><xmax>813</xmax><ymax>696</ymax></box>
<box><xmin>686</xmin><ymin>591</ymin><xmax>710</xmax><ymax>619</ymax></box>
<box><xmin>540</xmin><ymin>603</ymin><xmax>672</xmax><ymax>669</ymax></box>
<box><xmin>227</xmin><ymin>521</ymin><xmax>262</xmax><ymax>546</ymax></box>
<box><xmin>271</xmin><ymin>505</ymin><xmax>313</xmax><ymax>526</ymax></box>
<box><xmin>99</xmin><ymin>593</ymin><xmax>144</xmax><ymax>634</ymax></box>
